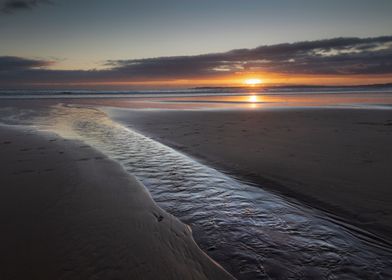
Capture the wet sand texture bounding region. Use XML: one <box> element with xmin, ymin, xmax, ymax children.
<box><xmin>0</xmin><ymin>126</ymin><xmax>233</xmax><ymax>280</ymax></box>
<box><xmin>110</xmin><ymin>107</ymin><xmax>392</xmax><ymax>242</ymax></box>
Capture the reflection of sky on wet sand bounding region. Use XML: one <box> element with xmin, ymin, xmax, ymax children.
<box><xmin>23</xmin><ymin>104</ymin><xmax>392</xmax><ymax>279</ymax></box>
<box><xmin>1</xmin><ymin>99</ymin><xmax>392</xmax><ymax>279</ymax></box>
<box><xmin>159</xmin><ymin>92</ymin><xmax>392</xmax><ymax>108</ymax></box>
<box><xmin>68</xmin><ymin>92</ymin><xmax>392</xmax><ymax>110</ymax></box>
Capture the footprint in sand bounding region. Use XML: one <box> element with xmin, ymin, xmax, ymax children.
<box><xmin>77</xmin><ymin>158</ymin><xmax>90</xmax><ymax>161</ymax></box>
<box><xmin>13</xmin><ymin>169</ymin><xmax>35</xmax><ymax>175</ymax></box>
<box><xmin>153</xmin><ymin>213</ymin><xmax>164</xmax><ymax>222</ymax></box>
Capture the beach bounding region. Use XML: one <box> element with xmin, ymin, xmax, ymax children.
<box><xmin>0</xmin><ymin>125</ymin><xmax>233</xmax><ymax>280</ymax></box>
<box><xmin>2</xmin><ymin>1</ymin><xmax>392</xmax><ymax>278</ymax></box>
<box><xmin>109</xmin><ymin>107</ymin><xmax>392</xmax><ymax>242</ymax></box>
<box><xmin>1</xmin><ymin>98</ymin><xmax>392</xmax><ymax>279</ymax></box>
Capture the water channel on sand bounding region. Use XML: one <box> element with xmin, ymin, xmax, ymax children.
<box><xmin>2</xmin><ymin>103</ymin><xmax>392</xmax><ymax>279</ymax></box>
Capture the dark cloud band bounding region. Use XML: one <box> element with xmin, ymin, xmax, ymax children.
<box><xmin>1</xmin><ymin>36</ymin><xmax>392</xmax><ymax>86</ymax></box>
<box><xmin>0</xmin><ymin>56</ymin><xmax>52</xmax><ymax>71</ymax></box>
<box><xmin>107</xmin><ymin>36</ymin><xmax>392</xmax><ymax>77</ymax></box>
<box><xmin>1</xmin><ymin>0</ymin><xmax>52</xmax><ymax>14</ymax></box>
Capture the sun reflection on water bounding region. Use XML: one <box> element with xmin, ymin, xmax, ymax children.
<box><xmin>247</xmin><ymin>95</ymin><xmax>260</xmax><ymax>108</ymax></box>
<box><xmin>248</xmin><ymin>95</ymin><xmax>258</xmax><ymax>103</ymax></box>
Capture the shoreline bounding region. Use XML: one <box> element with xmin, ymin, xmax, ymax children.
<box><xmin>107</xmin><ymin>106</ymin><xmax>392</xmax><ymax>243</ymax></box>
<box><xmin>2</xmin><ymin>100</ymin><xmax>392</xmax><ymax>279</ymax></box>
<box><xmin>0</xmin><ymin>125</ymin><xmax>234</xmax><ymax>279</ymax></box>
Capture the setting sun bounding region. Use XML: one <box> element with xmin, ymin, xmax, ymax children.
<box><xmin>244</xmin><ymin>78</ymin><xmax>263</xmax><ymax>86</ymax></box>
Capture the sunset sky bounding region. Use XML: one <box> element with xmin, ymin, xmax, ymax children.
<box><xmin>1</xmin><ymin>0</ymin><xmax>392</xmax><ymax>88</ymax></box>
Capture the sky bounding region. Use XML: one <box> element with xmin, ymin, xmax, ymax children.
<box><xmin>0</xmin><ymin>0</ymin><xmax>392</xmax><ymax>88</ymax></box>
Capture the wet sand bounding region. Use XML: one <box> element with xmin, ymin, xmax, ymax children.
<box><xmin>109</xmin><ymin>107</ymin><xmax>392</xmax><ymax>242</ymax></box>
<box><xmin>0</xmin><ymin>125</ymin><xmax>233</xmax><ymax>280</ymax></box>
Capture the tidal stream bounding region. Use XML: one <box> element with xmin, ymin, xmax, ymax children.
<box><xmin>3</xmin><ymin>103</ymin><xmax>392</xmax><ymax>279</ymax></box>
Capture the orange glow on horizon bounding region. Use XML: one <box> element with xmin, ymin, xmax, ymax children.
<box><xmin>244</xmin><ymin>78</ymin><xmax>263</xmax><ymax>86</ymax></box>
<box><xmin>24</xmin><ymin>72</ymin><xmax>392</xmax><ymax>89</ymax></box>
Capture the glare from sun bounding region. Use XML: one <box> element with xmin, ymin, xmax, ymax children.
<box><xmin>244</xmin><ymin>78</ymin><xmax>262</xmax><ymax>86</ymax></box>
<box><xmin>249</xmin><ymin>95</ymin><xmax>258</xmax><ymax>103</ymax></box>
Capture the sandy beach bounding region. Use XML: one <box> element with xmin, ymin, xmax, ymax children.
<box><xmin>2</xmin><ymin>1</ymin><xmax>392</xmax><ymax>278</ymax></box>
<box><xmin>0</xmin><ymin>125</ymin><xmax>233</xmax><ymax>280</ymax></box>
<box><xmin>109</xmin><ymin>107</ymin><xmax>392</xmax><ymax>242</ymax></box>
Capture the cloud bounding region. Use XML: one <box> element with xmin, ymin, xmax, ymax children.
<box><xmin>106</xmin><ymin>36</ymin><xmax>392</xmax><ymax>77</ymax></box>
<box><xmin>0</xmin><ymin>56</ymin><xmax>52</xmax><ymax>71</ymax></box>
<box><xmin>1</xmin><ymin>36</ymin><xmax>392</xmax><ymax>87</ymax></box>
<box><xmin>1</xmin><ymin>0</ymin><xmax>52</xmax><ymax>14</ymax></box>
